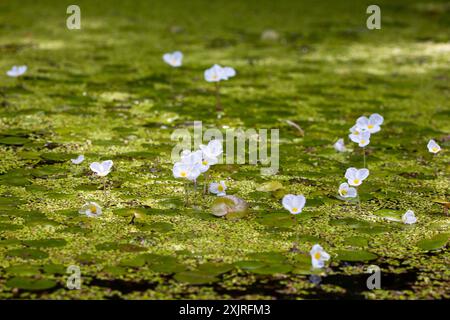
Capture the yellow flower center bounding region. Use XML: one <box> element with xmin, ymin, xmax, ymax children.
<box><xmin>180</xmin><ymin>171</ymin><xmax>187</xmax><ymax>177</ymax></box>
<box><xmin>341</xmin><ymin>189</ymin><xmax>347</xmax><ymax>195</ymax></box>
<box><xmin>355</xmin><ymin>131</ymin><xmax>359</xmax><ymax>135</ymax></box>
<box><xmin>90</xmin><ymin>205</ymin><xmax>97</xmax><ymax>214</ymax></box>
<box><xmin>353</xmin><ymin>179</ymin><xmax>360</xmax><ymax>185</ymax></box>
<box><xmin>202</xmin><ymin>160</ymin><xmax>208</xmax><ymax>165</ymax></box>
<box><xmin>368</xmin><ymin>124</ymin><xmax>374</xmax><ymax>129</ymax></box>
<box><xmin>291</xmin><ymin>207</ymin><xmax>298</xmax><ymax>213</ymax></box>
<box><xmin>314</xmin><ymin>252</ymin><xmax>321</xmax><ymax>260</ymax></box>
<box><xmin>360</xmin><ymin>140</ymin><xmax>366</xmax><ymax>144</ymax></box>
<box><xmin>218</xmin><ymin>185</ymin><xmax>224</xmax><ymax>192</ymax></box>
<box><xmin>432</xmin><ymin>147</ymin><xmax>438</xmax><ymax>152</ymax></box>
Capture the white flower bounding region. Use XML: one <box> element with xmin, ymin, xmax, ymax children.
<box><xmin>356</xmin><ymin>113</ymin><xmax>384</xmax><ymax>133</ymax></box>
<box><xmin>172</xmin><ymin>162</ymin><xmax>201</xmax><ymax>181</ymax></box>
<box><xmin>334</xmin><ymin>138</ymin><xmax>347</xmax><ymax>152</ymax></box>
<box><xmin>349</xmin><ymin>130</ymin><xmax>371</xmax><ymax>147</ymax></box>
<box><xmin>221</xmin><ymin>67</ymin><xmax>236</xmax><ymax>80</ymax></box>
<box><xmin>200</xmin><ymin>139</ymin><xmax>223</xmax><ymax>159</ymax></box>
<box><xmin>79</xmin><ymin>202</ymin><xmax>102</xmax><ymax>217</ymax></box>
<box><xmin>282</xmin><ymin>194</ymin><xmax>306</xmax><ymax>214</ymax></box>
<box><xmin>427</xmin><ymin>139</ymin><xmax>441</xmax><ymax>154</ymax></box>
<box><xmin>204</xmin><ymin>64</ymin><xmax>236</xmax><ymax>82</ymax></box>
<box><xmin>163</xmin><ymin>51</ymin><xmax>183</xmax><ymax>67</ymax></box>
<box><xmin>338</xmin><ymin>182</ymin><xmax>357</xmax><ymax>198</ymax></box>
<box><xmin>6</xmin><ymin>65</ymin><xmax>27</xmax><ymax>77</ymax></box>
<box><xmin>90</xmin><ymin>160</ymin><xmax>113</xmax><ymax>177</ymax></box>
<box><xmin>310</xmin><ymin>244</ymin><xmax>330</xmax><ymax>269</ymax></box>
<box><xmin>402</xmin><ymin>210</ymin><xmax>417</xmax><ymax>225</ymax></box>
<box><xmin>209</xmin><ymin>181</ymin><xmax>227</xmax><ymax>196</ymax></box>
<box><xmin>71</xmin><ymin>155</ymin><xmax>85</xmax><ymax>164</ymax></box>
<box><xmin>345</xmin><ymin>167</ymin><xmax>369</xmax><ymax>186</ymax></box>
<box><xmin>204</xmin><ymin>64</ymin><xmax>224</xmax><ymax>82</ymax></box>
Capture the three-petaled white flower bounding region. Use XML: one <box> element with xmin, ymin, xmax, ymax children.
<box><xmin>356</xmin><ymin>114</ymin><xmax>384</xmax><ymax>134</ymax></box>
<box><xmin>427</xmin><ymin>139</ymin><xmax>441</xmax><ymax>154</ymax></box>
<box><xmin>204</xmin><ymin>64</ymin><xmax>236</xmax><ymax>82</ymax></box>
<box><xmin>282</xmin><ymin>194</ymin><xmax>306</xmax><ymax>214</ymax></box>
<box><xmin>334</xmin><ymin>138</ymin><xmax>347</xmax><ymax>152</ymax></box>
<box><xmin>345</xmin><ymin>167</ymin><xmax>369</xmax><ymax>186</ymax></box>
<box><xmin>90</xmin><ymin>160</ymin><xmax>113</xmax><ymax>177</ymax></box>
<box><xmin>338</xmin><ymin>182</ymin><xmax>357</xmax><ymax>198</ymax></box>
<box><xmin>349</xmin><ymin>130</ymin><xmax>371</xmax><ymax>147</ymax></box>
<box><xmin>209</xmin><ymin>181</ymin><xmax>227</xmax><ymax>196</ymax></box>
<box><xmin>402</xmin><ymin>210</ymin><xmax>417</xmax><ymax>225</ymax></box>
<box><xmin>7</xmin><ymin>65</ymin><xmax>27</xmax><ymax>77</ymax></box>
<box><xmin>79</xmin><ymin>202</ymin><xmax>102</xmax><ymax>217</ymax></box>
<box><xmin>71</xmin><ymin>155</ymin><xmax>85</xmax><ymax>164</ymax></box>
<box><xmin>163</xmin><ymin>51</ymin><xmax>183</xmax><ymax>67</ymax></box>
<box><xmin>310</xmin><ymin>244</ymin><xmax>330</xmax><ymax>269</ymax></box>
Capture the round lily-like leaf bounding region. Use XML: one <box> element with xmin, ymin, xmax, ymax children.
<box><xmin>256</xmin><ymin>181</ymin><xmax>283</xmax><ymax>192</ymax></box>
<box><xmin>0</xmin><ymin>223</ymin><xmax>23</xmax><ymax>231</ymax></box>
<box><xmin>197</xmin><ymin>263</ymin><xmax>234</xmax><ymax>276</ymax></box>
<box><xmin>344</xmin><ymin>236</ymin><xmax>368</xmax><ymax>247</ymax></box>
<box><xmin>7</xmin><ymin>248</ymin><xmax>49</xmax><ymax>260</ymax></box>
<box><xmin>247</xmin><ymin>251</ymin><xmax>287</xmax><ymax>263</ymax></box>
<box><xmin>174</xmin><ymin>271</ymin><xmax>218</xmax><ymax>284</ymax></box>
<box><xmin>335</xmin><ymin>249</ymin><xmax>378</xmax><ymax>262</ymax></box>
<box><xmin>6</xmin><ymin>277</ymin><xmax>57</xmax><ymax>291</ymax></box>
<box><xmin>416</xmin><ymin>233</ymin><xmax>449</xmax><ymax>251</ymax></box>
<box><xmin>5</xmin><ymin>265</ymin><xmax>41</xmax><ymax>276</ymax></box>
<box><xmin>249</xmin><ymin>264</ymin><xmax>293</xmax><ymax>275</ymax></box>
<box><xmin>23</xmin><ymin>238</ymin><xmax>67</xmax><ymax>248</ymax></box>
<box><xmin>211</xmin><ymin>195</ymin><xmax>248</xmax><ymax>218</ymax></box>
<box><xmin>42</xmin><ymin>264</ymin><xmax>66</xmax><ymax>275</ymax></box>
<box><xmin>140</xmin><ymin>222</ymin><xmax>173</xmax><ymax>233</ymax></box>
<box><xmin>0</xmin><ymin>137</ymin><xmax>30</xmax><ymax>145</ymax></box>
<box><xmin>374</xmin><ymin>209</ymin><xmax>403</xmax><ymax>222</ymax></box>
<box><xmin>234</xmin><ymin>260</ymin><xmax>267</xmax><ymax>270</ymax></box>
<box><xmin>256</xmin><ymin>211</ymin><xmax>296</xmax><ymax>228</ymax></box>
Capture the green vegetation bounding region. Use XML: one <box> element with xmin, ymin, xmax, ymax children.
<box><xmin>0</xmin><ymin>0</ymin><xmax>449</xmax><ymax>299</ymax></box>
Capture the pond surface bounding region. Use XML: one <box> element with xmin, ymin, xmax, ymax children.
<box><xmin>0</xmin><ymin>0</ymin><xmax>449</xmax><ymax>299</ymax></box>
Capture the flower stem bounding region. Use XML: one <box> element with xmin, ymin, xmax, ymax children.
<box><xmin>203</xmin><ymin>172</ymin><xmax>208</xmax><ymax>195</ymax></box>
<box><xmin>215</xmin><ymin>82</ymin><xmax>222</xmax><ymax>113</ymax></box>
<box><xmin>363</xmin><ymin>147</ymin><xmax>366</xmax><ymax>168</ymax></box>
<box><xmin>184</xmin><ymin>182</ymin><xmax>189</xmax><ymax>207</ymax></box>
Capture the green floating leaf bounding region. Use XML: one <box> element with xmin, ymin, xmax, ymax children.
<box><xmin>6</xmin><ymin>277</ymin><xmax>57</xmax><ymax>291</ymax></box>
<box><xmin>174</xmin><ymin>271</ymin><xmax>218</xmax><ymax>284</ymax></box>
<box><xmin>42</xmin><ymin>264</ymin><xmax>66</xmax><ymax>275</ymax></box>
<box><xmin>5</xmin><ymin>265</ymin><xmax>41</xmax><ymax>276</ymax></box>
<box><xmin>234</xmin><ymin>260</ymin><xmax>266</xmax><ymax>270</ymax></box>
<box><xmin>344</xmin><ymin>236</ymin><xmax>368</xmax><ymax>247</ymax></box>
<box><xmin>211</xmin><ymin>195</ymin><xmax>248</xmax><ymax>218</ymax></box>
<box><xmin>247</xmin><ymin>251</ymin><xmax>287</xmax><ymax>263</ymax></box>
<box><xmin>374</xmin><ymin>209</ymin><xmax>403</xmax><ymax>222</ymax></box>
<box><xmin>145</xmin><ymin>254</ymin><xmax>186</xmax><ymax>273</ymax></box>
<box><xmin>335</xmin><ymin>249</ymin><xmax>378</xmax><ymax>262</ymax></box>
<box><xmin>140</xmin><ymin>222</ymin><xmax>173</xmax><ymax>233</ymax></box>
<box><xmin>256</xmin><ymin>181</ymin><xmax>283</xmax><ymax>192</ymax></box>
<box><xmin>416</xmin><ymin>233</ymin><xmax>449</xmax><ymax>251</ymax></box>
<box><xmin>119</xmin><ymin>255</ymin><xmax>146</xmax><ymax>267</ymax></box>
<box><xmin>0</xmin><ymin>137</ymin><xmax>30</xmax><ymax>145</ymax></box>
<box><xmin>7</xmin><ymin>248</ymin><xmax>49</xmax><ymax>260</ymax></box>
<box><xmin>23</xmin><ymin>238</ymin><xmax>67</xmax><ymax>248</ymax></box>
<box><xmin>249</xmin><ymin>264</ymin><xmax>293</xmax><ymax>275</ymax></box>
<box><xmin>197</xmin><ymin>263</ymin><xmax>234</xmax><ymax>276</ymax></box>
<box><xmin>256</xmin><ymin>211</ymin><xmax>296</xmax><ymax>228</ymax></box>
<box><xmin>102</xmin><ymin>266</ymin><xmax>127</xmax><ymax>276</ymax></box>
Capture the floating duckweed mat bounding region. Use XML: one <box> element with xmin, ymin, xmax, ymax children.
<box><xmin>0</xmin><ymin>0</ymin><xmax>449</xmax><ymax>300</ymax></box>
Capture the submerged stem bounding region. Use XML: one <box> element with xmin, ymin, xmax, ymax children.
<box><xmin>363</xmin><ymin>147</ymin><xmax>366</xmax><ymax>168</ymax></box>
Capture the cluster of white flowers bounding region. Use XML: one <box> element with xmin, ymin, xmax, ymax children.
<box><xmin>172</xmin><ymin>139</ymin><xmax>223</xmax><ymax>182</ymax></box>
<box><xmin>337</xmin><ymin>167</ymin><xmax>369</xmax><ymax>199</ymax></box>
<box><xmin>6</xmin><ymin>65</ymin><xmax>27</xmax><ymax>77</ymax></box>
<box><xmin>162</xmin><ymin>51</ymin><xmax>236</xmax><ymax>84</ymax></box>
<box><xmin>349</xmin><ymin>113</ymin><xmax>384</xmax><ymax>147</ymax></box>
